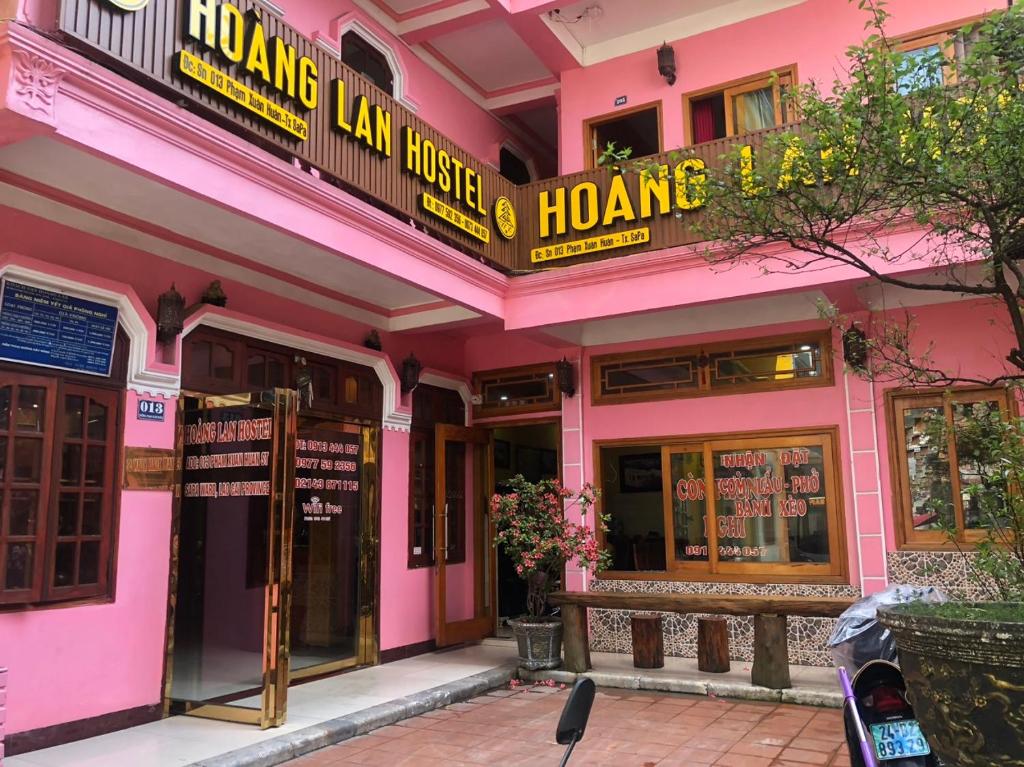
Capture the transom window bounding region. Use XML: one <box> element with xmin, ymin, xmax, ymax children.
<box><xmin>0</xmin><ymin>362</ymin><xmax>123</xmax><ymax>606</ymax></box>
<box><xmin>888</xmin><ymin>387</ymin><xmax>1011</xmax><ymax>548</ymax></box>
<box><xmin>592</xmin><ymin>333</ymin><xmax>830</xmax><ymax>405</ymax></box>
<box><xmin>473</xmin><ymin>364</ymin><xmax>560</xmax><ymax>418</ymax></box>
<box><xmin>597</xmin><ymin>428</ymin><xmax>846</xmax><ymax>582</ymax></box>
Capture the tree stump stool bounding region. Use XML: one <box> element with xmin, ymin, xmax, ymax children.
<box><xmin>697</xmin><ymin>616</ymin><xmax>730</xmax><ymax>673</ymax></box>
<box><xmin>630</xmin><ymin>613</ymin><xmax>664</xmax><ymax>669</ymax></box>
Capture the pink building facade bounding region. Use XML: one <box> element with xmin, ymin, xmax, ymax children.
<box><xmin>0</xmin><ymin>0</ymin><xmax>1010</xmax><ymax>753</ymax></box>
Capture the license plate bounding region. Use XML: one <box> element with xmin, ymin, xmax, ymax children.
<box><xmin>870</xmin><ymin>720</ymin><xmax>932</xmax><ymax>761</ymax></box>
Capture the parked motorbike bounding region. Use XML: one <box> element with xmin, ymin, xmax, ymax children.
<box><xmin>830</xmin><ymin>586</ymin><xmax>946</xmax><ymax>767</ymax></box>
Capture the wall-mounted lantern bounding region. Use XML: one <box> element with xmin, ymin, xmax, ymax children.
<box><xmin>843</xmin><ymin>324</ymin><xmax>869</xmax><ymax>370</ymax></box>
<box><xmin>156</xmin><ymin>283</ymin><xmax>185</xmax><ymax>344</ymax></box>
<box><xmin>364</xmin><ymin>329</ymin><xmax>383</xmax><ymax>351</ymax></box>
<box><xmin>201</xmin><ymin>280</ymin><xmax>228</xmax><ymax>307</ymax></box>
<box><xmin>556</xmin><ymin>357</ymin><xmax>576</xmax><ymax>398</ymax></box>
<box><xmin>401</xmin><ymin>353</ymin><xmax>423</xmax><ymax>393</ymax></box>
<box><xmin>657</xmin><ymin>42</ymin><xmax>677</xmax><ymax>86</ymax></box>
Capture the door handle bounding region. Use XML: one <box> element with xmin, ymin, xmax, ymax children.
<box><xmin>443</xmin><ymin>502</ymin><xmax>449</xmax><ymax>561</ymax></box>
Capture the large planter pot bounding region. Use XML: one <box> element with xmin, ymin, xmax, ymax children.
<box><xmin>878</xmin><ymin>603</ymin><xmax>1024</xmax><ymax>767</ymax></box>
<box><xmin>509</xmin><ymin>616</ymin><xmax>563</xmax><ymax>670</ymax></box>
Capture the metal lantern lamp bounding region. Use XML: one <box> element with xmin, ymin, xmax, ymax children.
<box><xmin>843</xmin><ymin>324</ymin><xmax>869</xmax><ymax>370</ymax></box>
<box><xmin>401</xmin><ymin>353</ymin><xmax>423</xmax><ymax>393</ymax></box>
<box><xmin>657</xmin><ymin>42</ymin><xmax>677</xmax><ymax>86</ymax></box>
<box><xmin>556</xmin><ymin>357</ymin><xmax>576</xmax><ymax>398</ymax></box>
<box><xmin>156</xmin><ymin>283</ymin><xmax>185</xmax><ymax>344</ymax></box>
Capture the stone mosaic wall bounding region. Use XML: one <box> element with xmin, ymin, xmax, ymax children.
<box><xmin>886</xmin><ymin>550</ymin><xmax>996</xmax><ymax>600</ymax></box>
<box><xmin>589</xmin><ymin>579</ymin><xmax>861</xmax><ymax>667</ymax></box>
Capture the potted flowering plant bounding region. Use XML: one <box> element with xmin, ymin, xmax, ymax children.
<box><xmin>490</xmin><ymin>475</ymin><xmax>609</xmax><ymax>670</ymax></box>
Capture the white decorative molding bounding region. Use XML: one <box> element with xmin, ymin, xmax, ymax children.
<box><xmin>0</xmin><ymin>258</ymin><xmax>180</xmax><ymax>397</ymax></box>
<box><xmin>182</xmin><ymin>309</ymin><xmax>411</xmax><ymax>431</ymax></box>
<box><xmin>420</xmin><ymin>371</ymin><xmax>473</xmax><ymax>426</ymax></box>
<box><xmin>11</xmin><ymin>50</ymin><xmax>64</xmax><ymax>121</ymax></box>
<box><xmin>334</xmin><ymin>18</ymin><xmax>419</xmax><ymax>113</ymax></box>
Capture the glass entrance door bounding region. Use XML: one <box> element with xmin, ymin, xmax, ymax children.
<box><xmin>289</xmin><ymin>417</ymin><xmax>376</xmax><ymax>678</ymax></box>
<box><xmin>164</xmin><ymin>390</ymin><xmax>296</xmax><ymax>728</ymax></box>
<box><xmin>434</xmin><ymin>424</ymin><xmax>494</xmax><ymax>647</ymax></box>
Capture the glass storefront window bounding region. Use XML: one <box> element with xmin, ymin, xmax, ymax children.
<box><xmin>597</xmin><ymin>430</ymin><xmax>844</xmax><ymax>581</ymax></box>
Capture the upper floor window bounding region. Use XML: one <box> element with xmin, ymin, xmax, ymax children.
<box><xmin>888</xmin><ymin>387</ymin><xmax>1011</xmax><ymax>549</ymax></box>
<box><xmin>342</xmin><ymin>31</ymin><xmax>394</xmax><ymax>96</ymax></box>
<box><xmin>500</xmin><ymin>147</ymin><xmax>531</xmax><ymax>185</ymax></box>
<box><xmin>685</xmin><ymin>67</ymin><xmax>795</xmax><ymax>145</ymax></box>
<box><xmin>586</xmin><ymin>104</ymin><xmax>661</xmax><ymax>169</ymax></box>
<box><xmin>592</xmin><ymin>332</ymin><xmax>831</xmax><ymax>406</ymax></box>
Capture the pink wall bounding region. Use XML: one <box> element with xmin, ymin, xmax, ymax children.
<box><xmin>557</xmin><ymin>0</ymin><xmax>1001</xmax><ymax>173</ymax></box>
<box><xmin>0</xmin><ymin>391</ymin><xmax>175</xmax><ymax>735</ymax></box>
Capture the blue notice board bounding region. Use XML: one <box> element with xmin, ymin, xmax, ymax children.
<box><xmin>0</xmin><ymin>280</ymin><xmax>119</xmax><ymax>377</ymax></box>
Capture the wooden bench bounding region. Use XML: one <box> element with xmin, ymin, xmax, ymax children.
<box><xmin>549</xmin><ymin>591</ymin><xmax>854</xmax><ymax>690</ymax></box>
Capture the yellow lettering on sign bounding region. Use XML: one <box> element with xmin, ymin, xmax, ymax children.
<box><xmin>420</xmin><ymin>193</ymin><xmax>490</xmax><ymax>244</ymax></box>
<box><xmin>244</xmin><ymin>18</ymin><xmax>272</xmax><ymax>83</ymax></box>
<box><xmin>271</xmin><ymin>36</ymin><xmax>296</xmax><ymax>99</ymax></box>
<box><xmin>570</xmin><ymin>182</ymin><xmax>600</xmax><ymax>231</ymax></box>
<box><xmin>531</xmin><ymin>227</ymin><xmax>650</xmax><ymax>264</ymax></box>
<box><xmin>639</xmin><ymin>164</ymin><xmax>671</xmax><ymax>218</ymax></box>
<box><xmin>602</xmin><ymin>174</ymin><xmax>636</xmax><ymax>226</ymax></box>
<box><xmin>176</xmin><ymin>50</ymin><xmax>308</xmax><ymax>140</ymax></box>
<box><xmin>188</xmin><ymin>0</ymin><xmax>218</xmax><ymax>48</ymax></box>
<box><xmin>674</xmin><ymin>158</ymin><xmax>707</xmax><ymax>210</ymax></box>
<box><xmin>218</xmin><ymin>3</ymin><xmax>245</xmax><ymax>63</ymax></box>
<box><xmin>539</xmin><ymin>188</ymin><xmax>567</xmax><ymax>238</ymax></box>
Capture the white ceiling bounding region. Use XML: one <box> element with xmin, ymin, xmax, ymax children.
<box><xmin>0</xmin><ymin>139</ymin><xmax>479</xmax><ymax>329</ymax></box>
<box><xmin>542</xmin><ymin>0</ymin><xmax>808</xmax><ymax>65</ymax></box>
<box><xmin>429</xmin><ymin>18</ymin><xmax>553</xmax><ymax>93</ymax></box>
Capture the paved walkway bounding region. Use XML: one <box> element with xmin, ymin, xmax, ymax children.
<box><xmin>4</xmin><ymin>645</ymin><xmax>516</xmax><ymax>767</ymax></box>
<box><xmin>284</xmin><ymin>685</ymin><xmax>851</xmax><ymax>767</ymax></box>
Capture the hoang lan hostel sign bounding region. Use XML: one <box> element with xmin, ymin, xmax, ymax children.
<box><xmin>58</xmin><ymin>0</ymin><xmax>768</xmax><ymax>269</ymax></box>
<box><xmin>59</xmin><ymin>0</ymin><xmax>519</xmax><ymax>261</ymax></box>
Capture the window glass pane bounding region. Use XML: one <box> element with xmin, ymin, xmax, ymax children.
<box><xmin>9</xmin><ymin>489</ymin><xmax>39</xmax><ymax>536</ymax></box>
<box><xmin>13</xmin><ymin>439</ymin><xmax>43</xmax><ymax>482</ymax></box>
<box><xmin>600</xmin><ymin>446</ymin><xmax>666</xmax><ymax>571</ymax></box>
<box><xmin>4</xmin><ymin>543</ymin><xmax>32</xmax><ymax>589</ymax></box>
<box><xmin>344</xmin><ymin>376</ymin><xmax>358</xmax><ymax>404</ymax></box>
<box><xmin>902</xmin><ymin>405</ymin><xmax>954</xmax><ymax>531</ymax></box>
<box><xmin>190</xmin><ymin>340</ymin><xmax>211</xmax><ymax>379</ymax></box>
<box><xmin>0</xmin><ymin>436</ymin><xmax>6</xmax><ymax>481</ymax></box>
<box><xmin>733</xmin><ymin>86</ymin><xmax>776</xmax><ymax>133</ymax></box>
<box><xmin>709</xmin><ymin>342</ymin><xmax>822</xmax><ymax>388</ymax></box>
<box><xmin>58</xmin><ymin>493</ymin><xmax>79</xmax><ymax>536</ymax></box>
<box><xmin>85</xmin><ymin>445</ymin><xmax>105</xmax><ymax>486</ymax></box>
<box><xmin>61</xmin><ymin>443</ymin><xmax>82</xmax><ymax>485</ymax></box>
<box><xmin>480</xmin><ymin>371</ymin><xmax>555</xmax><ymax>410</ymax></box>
<box><xmin>16</xmin><ymin>387</ymin><xmax>46</xmax><ymax>432</ymax></box>
<box><xmin>82</xmin><ymin>494</ymin><xmax>102</xmax><ymax>536</ymax></box>
<box><xmin>87</xmin><ymin>400</ymin><xmax>108</xmax><ymax>441</ymax></box>
<box><xmin>79</xmin><ymin>541</ymin><xmax>100</xmax><ymax>585</ymax></box>
<box><xmin>712</xmin><ymin>445</ymin><xmax>831</xmax><ymax>564</ymax></box>
<box><xmin>246</xmin><ymin>354</ymin><xmax>265</xmax><ymax>387</ymax></box>
<box><xmin>311</xmin><ymin>365</ymin><xmax>333</xmax><ymax>400</ymax></box>
<box><xmin>601</xmin><ymin>355</ymin><xmax>700</xmax><ymax>398</ymax></box>
<box><xmin>0</xmin><ymin>385</ymin><xmax>11</xmax><ymax>431</ymax></box>
<box><xmin>952</xmin><ymin>400</ymin><xmax>1004</xmax><ymax>530</ymax></box>
<box><xmin>670</xmin><ymin>452</ymin><xmax>708</xmax><ymax>562</ymax></box>
<box><xmin>267</xmin><ymin>357</ymin><xmax>286</xmax><ymax>388</ymax></box>
<box><xmin>897</xmin><ymin>44</ymin><xmax>944</xmax><ymax>93</ymax></box>
<box><xmin>64</xmin><ymin>395</ymin><xmax>85</xmax><ymax>439</ymax></box>
<box><xmin>54</xmin><ymin>541</ymin><xmax>76</xmax><ymax>587</ymax></box>
<box><xmin>212</xmin><ymin>343</ymin><xmax>234</xmax><ymax>380</ymax></box>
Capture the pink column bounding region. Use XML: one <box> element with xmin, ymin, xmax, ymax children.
<box><xmin>561</xmin><ymin>352</ymin><xmax>587</xmax><ymax>592</ymax></box>
<box><xmin>843</xmin><ymin>367</ymin><xmax>889</xmax><ymax>595</ymax></box>
<box><xmin>0</xmin><ymin>665</ymin><xmax>7</xmax><ymax>765</ymax></box>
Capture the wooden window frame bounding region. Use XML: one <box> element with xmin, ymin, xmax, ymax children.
<box><xmin>892</xmin><ymin>13</ymin><xmax>993</xmax><ymax>86</ymax></box>
<box><xmin>0</xmin><ymin>372</ymin><xmax>124</xmax><ymax>608</ymax></box>
<box><xmin>473</xmin><ymin>363</ymin><xmax>560</xmax><ymax>419</ymax></box>
<box><xmin>583</xmin><ymin>101</ymin><xmax>664</xmax><ymax>170</ymax></box>
<box><xmin>682</xmin><ymin>65</ymin><xmax>797</xmax><ymax>147</ymax></box>
<box><xmin>594</xmin><ymin>426</ymin><xmax>848</xmax><ymax>585</ymax></box>
<box><xmin>592</xmin><ymin>331</ymin><xmax>833</xmax><ymax>406</ymax></box>
<box><xmin>886</xmin><ymin>386</ymin><xmax>1013</xmax><ymax>551</ymax></box>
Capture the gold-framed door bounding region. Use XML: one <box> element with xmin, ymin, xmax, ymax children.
<box><xmin>163</xmin><ymin>389</ymin><xmax>296</xmax><ymax>728</ymax></box>
<box><xmin>434</xmin><ymin>424</ymin><xmax>494</xmax><ymax>647</ymax></box>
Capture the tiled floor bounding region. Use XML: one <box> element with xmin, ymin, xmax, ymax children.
<box><xmin>4</xmin><ymin>644</ymin><xmax>515</xmax><ymax>767</ymax></box>
<box><xmin>284</xmin><ymin>684</ymin><xmax>851</xmax><ymax>767</ymax></box>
